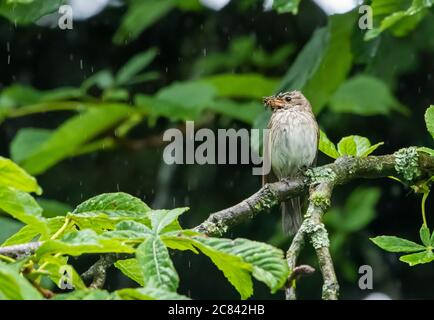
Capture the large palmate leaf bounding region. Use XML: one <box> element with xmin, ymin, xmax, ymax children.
<box><xmin>0</xmin><ymin>261</ymin><xmax>42</xmax><ymax>300</ymax></box>
<box><xmin>0</xmin><ymin>157</ymin><xmax>41</xmax><ymax>194</ymax></box>
<box><xmin>19</xmin><ymin>104</ymin><xmax>132</xmax><ymax>175</ymax></box>
<box><xmin>136</xmin><ymin>236</ymin><xmax>179</xmax><ymax>292</ymax></box>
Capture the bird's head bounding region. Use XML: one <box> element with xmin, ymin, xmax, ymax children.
<box><xmin>263</xmin><ymin>91</ymin><xmax>309</xmax><ymax>111</ymax></box>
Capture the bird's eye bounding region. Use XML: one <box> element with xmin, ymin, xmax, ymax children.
<box><xmin>284</xmin><ymin>96</ymin><xmax>292</xmax><ymax>102</ymax></box>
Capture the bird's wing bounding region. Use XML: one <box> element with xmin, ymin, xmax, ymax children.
<box><xmin>262</xmin><ymin>123</ymin><xmax>278</xmax><ymax>186</ymax></box>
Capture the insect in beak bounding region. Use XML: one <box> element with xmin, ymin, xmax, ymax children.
<box><xmin>263</xmin><ymin>96</ymin><xmax>285</xmax><ymax>110</ymax></box>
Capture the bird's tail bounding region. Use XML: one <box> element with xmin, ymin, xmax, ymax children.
<box><xmin>282</xmin><ymin>197</ymin><xmax>303</xmax><ymax>235</ymax></box>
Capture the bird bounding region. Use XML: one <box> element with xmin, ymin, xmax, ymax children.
<box><xmin>262</xmin><ymin>91</ymin><xmax>319</xmax><ymax>235</ymax></box>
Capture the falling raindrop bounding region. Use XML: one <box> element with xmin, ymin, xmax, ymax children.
<box><xmin>203</xmin><ymin>48</ymin><xmax>207</xmax><ymax>56</ymax></box>
<box><xmin>80</xmin><ymin>59</ymin><xmax>83</xmax><ymax>70</ymax></box>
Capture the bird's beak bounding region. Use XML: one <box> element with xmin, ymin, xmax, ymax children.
<box><xmin>263</xmin><ymin>96</ymin><xmax>285</xmax><ymax>110</ymax></box>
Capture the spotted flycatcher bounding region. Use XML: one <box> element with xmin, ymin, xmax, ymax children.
<box><xmin>263</xmin><ymin>91</ymin><xmax>319</xmax><ymax>234</ymax></box>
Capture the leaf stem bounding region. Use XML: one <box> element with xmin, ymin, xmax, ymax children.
<box><xmin>0</xmin><ymin>254</ymin><xmax>15</xmax><ymax>263</ymax></box>
<box><xmin>50</xmin><ymin>217</ymin><xmax>72</xmax><ymax>240</ymax></box>
<box><xmin>422</xmin><ymin>190</ymin><xmax>430</xmax><ymax>227</ymax></box>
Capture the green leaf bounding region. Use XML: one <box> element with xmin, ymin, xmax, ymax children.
<box><xmin>189</xmin><ymin>237</ymin><xmax>253</xmax><ymax>299</ymax></box>
<box><xmin>279</xmin><ymin>13</ymin><xmax>354</xmax><ymax>114</ymax></box>
<box><xmin>273</xmin><ymin>0</ymin><xmax>301</xmax><ymax>14</ymax></box>
<box><xmin>156</xmin><ymin>81</ymin><xmax>216</xmax><ymax>109</ymax></box>
<box><xmin>113</xmin><ymin>0</ymin><xmax>175</xmax><ymax>45</ymax></box>
<box><xmin>420</xmin><ymin>225</ymin><xmax>431</xmax><ymax>247</ymax></box>
<box><xmin>425</xmin><ymin>105</ymin><xmax>434</xmax><ymax>139</ymax></box>
<box><xmin>81</xmin><ymin>70</ymin><xmax>115</xmax><ymax>91</ymax></box>
<box><xmin>114</xmin><ymin>258</ymin><xmax>144</xmax><ymax>286</ymax></box>
<box><xmin>205</xmin><ymin>100</ymin><xmax>263</xmax><ymax>125</ymax></box>
<box><xmin>418</xmin><ymin>147</ymin><xmax>434</xmax><ymax>156</ymax></box>
<box><xmin>337</xmin><ymin>136</ymin><xmax>384</xmax><ymax>157</ymax></box>
<box><xmin>135</xmin><ymin>94</ymin><xmax>201</xmax><ymax>121</ymax></box>
<box><xmin>36</xmin><ymin>230</ymin><xmax>135</xmax><ymax>257</ymax></box>
<box><xmin>0</xmin><ymin>217</ymin><xmax>22</xmax><ymax>244</ymax></box>
<box><xmin>40</xmin><ymin>255</ymin><xmax>86</xmax><ymax>290</ymax></box>
<box><xmin>1</xmin><ymin>217</ymin><xmax>64</xmax><ymax>246</ymax></box>
<box><xmin>0</xmin><ymin>157</ymin><xmax>41</xmax><ymax>194</ymax></box>
<box><xmin>116</xmin><ymin>49</ymin><xmax>158</xmax><ymax>85</ymax></box>
<box><xmin>365</xmin><ymin>0</ymin><xmax>433</xmax><ymax>40</ymax></box>
<box><xmin>0</xmin><ymin>186</ymin><xmax>48</xmax><ymax>235</ymax></box>
<box><xmin>319</xmin><ymin>130</ymin><xmax>340</xmax><ymax>159</ymax></box>
<box><xmin>329</xmin><ymin>75</ymin><xmax>407</xmax><ymax>116</ymax></box>
<box><xmin>149</xmin><ymin>208</ymin><xmax>188</xmax><ymax>234</ymax></box>
<box><xmin>10</xmin><ymin>128</ymin><xmax>52</xmax><ymax>165</ymax></box>
<box><xmin>70</xmin><ymin>193</ymin><xmax>152</xmax><ymax>232</ymax></box>
<box><xmin>0</xmin><ymin>85</ymin><xmax>42</xmax><ymax>112</ymax></box>
<box><xmin>74</xmin><ymin>192</ymin><xmax>151</xmax><ymax>215</ymax></box>
<box><xmin>53</xmin><ymin>290</ymin><xmax>113</xmax><ymax>300</ymax></box>
<box><xmin>136</xmin><ymin>236</ymin><xmax>179</xmax><ymax>291</ymax></box>
<box><xmin>0</xmin><ymin>261</ymin><xmax>42</xmax><ymax>300</ymax></box>
<box><xmin>202</xmin><ymin>74</ymin><xmax>278</xmax><ymax>99</ymax></box>
<box><xmin>342</xmin><ymin>187</ymin><xmax>381</xmax><ymax>232</ymax></box>
<box><xmin>399</xmin><ymin>250</ymin><xmax>434</xmax><ymax>266</ymax></box>
<box><xmin>20</xmin><ymin>104</ymin><xmax>132</xmax><ymax>175</ymax></box>
<box><xmin>102</xmin><ymin>221</ymin><xmax>153</xmax><ymax>240</ymax></box>
<box><xmin>115</xmin><ymin>287</ymin><xmax>189</xmax><ymax>300</ymax></box>
<box><xmin>370</xmin><ymin>235</ymin><xmax>426</xmax><ymax>252</ymax></box>
<box><xmin>326</xmin><ymin>187</ymin><xmax>381</xmax><ymax>232</ymax></box>
<box><xmin>0</xmin><ymin>0</ymin><xmax>64</xmax><ymax>25</ymax></box>
<box><xmin>191</xmin><ymin>237</ymin><xmax>289</xmax><ymax>295</ymax></box>
<box><xmin>360</xmin><ymin>142</ymin><xmax>385</xmax><ymax>157</ymax></box>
